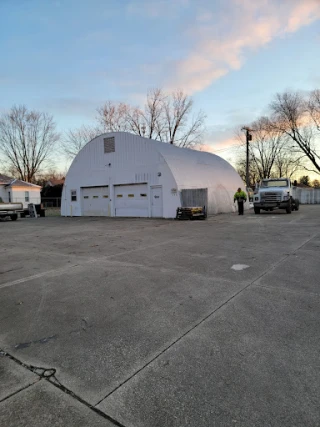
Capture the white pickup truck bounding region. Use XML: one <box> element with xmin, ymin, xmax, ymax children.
<box><xmin>0</xmin><ymin>199</ymin><xmax>23</xmax><ymax>221</ymax></box>
<box><xmin>253</xmin><ymin>178</ymin><xmax>300</xmax><ymax>214</ymax></box>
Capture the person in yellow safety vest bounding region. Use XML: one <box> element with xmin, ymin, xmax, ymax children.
<box><xmin>234</xmin><ymin>188</ymin><xmax>247</xmax><ymax>215</ymax></box>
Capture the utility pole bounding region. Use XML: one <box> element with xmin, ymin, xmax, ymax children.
<box><xmin>242</xmin><ymin>127</ymin><xmax>252</xmax><ymax>189</ymax></box>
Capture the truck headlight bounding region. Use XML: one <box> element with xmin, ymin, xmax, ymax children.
<box><xmin>283</xmin><ymin>195</ymin><xmax>289</xmax><ymax>200</ymax></box>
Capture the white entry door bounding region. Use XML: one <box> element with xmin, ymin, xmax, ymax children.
<box><xmin>151</xmin><ymin>186</ymin><xmax>163</xmax><ymax>217</ymax></box>
<box><xmin>82</xmin><ymin>186</ymin><xmax>109</xmax><ymax>216</ymax></box>
<box><xmin>114</xmin><ymin>184</ymin><xmax>148</xmax><ymax>217</ymax></box>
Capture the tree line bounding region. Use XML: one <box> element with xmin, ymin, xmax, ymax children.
<box><xmin>0</xmin><ymin>89</ymin><xmax>205</xmax><ymax>182</ymax></box>
<box><xmin>236</xmin><ymin>90</ymin><xmax>320</xmax><ymax>186</ymax></box>
<box><xmin>0</xmin><ymin>87</ymin><xmax>319</xmax><ymax>184</ymax></box>
<box><xmin>298</xmin><ymin>175</ymin><xmax>320</xmax><ymax>188</ymax></box>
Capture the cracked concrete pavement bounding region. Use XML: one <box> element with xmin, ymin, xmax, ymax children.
<box><xmin>0</xmin><ymin>206</ymin><xmax>319</xmax><ymax>426</ymax></box>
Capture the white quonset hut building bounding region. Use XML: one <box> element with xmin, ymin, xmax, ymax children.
<box><xmin>61</xmin><ymin>132</ymin><xmax>245</xmax><ymax>218</ymax></box>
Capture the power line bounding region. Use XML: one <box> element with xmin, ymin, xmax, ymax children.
<box><xmin>210</xmin><ymin>142</ymin><xmax>243</xmax><ymax>153</ymax></box>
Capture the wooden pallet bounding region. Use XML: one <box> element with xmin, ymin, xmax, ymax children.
<box><xmin>176</xmin><ymin>206</ymin><xmax>207</xmax><ymax>220</ymax></box>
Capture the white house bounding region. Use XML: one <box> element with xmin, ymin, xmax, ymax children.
<box><xmin>61</xmin><ymin>132</ymin><xmax>246</xmax><ymax>218</ymax></box>
<box><xmin>0</xmin><ymin>174</ymin><xmax>41</xmax><ymax>208</ymax></box>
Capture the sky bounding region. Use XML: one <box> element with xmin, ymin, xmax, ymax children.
<box><xmin>0</xmin><ymin>0</ymin><xmax>320</xmax><ymax>173</ymax></box>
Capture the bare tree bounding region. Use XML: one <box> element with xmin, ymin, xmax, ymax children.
<box><xmin>0</xmin><ymin>105</ymin><xmax>59</xmax><ymax>182</ymax></box>
<box><xmin>270</xmin><ymin>91</ymin><xmax>320</xmax><ymax>174</ymax></box>
<box><xmin>124</xmin><ymin>88</ymin><xmax>166</xmax><ymax>138</ymax></box>
<box><xmin>235</xmin><ymin>115</ymin><xmax>306</xmax><ymax>183</ymax></box>
<box><xmin>247</xmin><ymin>117</ymin><xmax>286</xmax><ymax>179</ymax></box>
<box><xmin>273</xmin><ymin>143</ymin><xmax>305</xmax><ymax>178</ymax></box>
<box><xmin>34</xmin><ymin>168</ymin><xmax>65</xmax><ymax>187</ymax></box>
<box><xmin>97</xmin><ymin>101</ymin><xmax>132</xmax><ymax>133</ymax></box>
<box><xmin>96</xmin><ymin>88</ymin><xmax>206</xmax><ymax>149</ymax></box>
<box><xmin>235</xmin><ymin>117</ymin><xmax>286</xmax><ymax>182</ymax></box>
<box><xmin>62</xmin><ymin>125</ymin><xmax>101</xmax><ymax>159</ymax></box>
<box><xmin>162</xmin><ymin>90</ymin><xmax>206</xmax><ymax>148</ymax></box>
<box><xmin>308</xmin><ymin>89</ymin><xmax>320</xmax><ymax>132</ymax></box>
<box><xmin>235</xmin><ymin>155</ymin><xmax>260</xmax><ymax>187</ymax></box>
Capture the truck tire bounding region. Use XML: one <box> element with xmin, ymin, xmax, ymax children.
<box><xmin>254</xmin><ymin>207</ymin><xmax>260</xmax><ymax>214</ymax></box>
<box><xmin>286</xmin><ymin>203</ymin><xmax>292</xmax><ymax>214</ymax></box>
<box><xmin>295</xmin><ymin>200</ymin><xmax>300</xmax><ymax>211</ymax></box>
<box><xmin>10</xmin><ymin>214</ymin><xmax>18</xmax><ymax>221</ymax></box>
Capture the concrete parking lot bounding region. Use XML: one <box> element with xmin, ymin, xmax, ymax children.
<box><xmin>0</xmin><ymin>206</ymin><xmax>319</xmax><ymax>427</ymax></box>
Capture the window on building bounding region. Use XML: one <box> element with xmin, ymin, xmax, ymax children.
<box><xmin>71</xmin><ymin>190</ymin><xmax>77</xmax><ymax>202</ymax></box>
<box><xmin>25</xmin><ymin>191</ymin><xmax>29</xmax><ymax>202</ymax></box>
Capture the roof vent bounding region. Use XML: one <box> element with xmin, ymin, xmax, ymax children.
<box><xmin>104</xmin><ymin>137</ymin><xmax>115</xmax><ymax>153</ymax></box>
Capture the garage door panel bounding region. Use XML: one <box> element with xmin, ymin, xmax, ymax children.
<box><xmin>82</xmin><ymin>186</ymin><xmax>109</xmax><ymax>216</ymax></box>
<box><xmin>114</xmin><ymin>184</ymin><xmax>148</xmax><ymax>217</ymax></box>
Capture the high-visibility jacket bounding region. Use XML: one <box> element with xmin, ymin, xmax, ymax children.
<box><xmin>234</xmin><ymin>190</ymin><xmax>247</xmax><ymax>202</ymax></box>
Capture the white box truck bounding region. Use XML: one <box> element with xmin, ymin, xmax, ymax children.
<box><xmin>253</xmin><ymin>178</ymin><xmax>300</xmax><ymax>214</ymax></box>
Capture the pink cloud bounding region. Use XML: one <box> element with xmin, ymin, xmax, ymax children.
<box><xmin>166</xmin><ymin>0</ymin><xmax>320</xmax><ymax>94</ymax></box>
<box><xmin>199</xmin><ymin>134</ymin><xmax>242</xmax><ymax>155</ymax></box>
<box><xmin>286</xmin><ymin>0</ymin><xmax>320</xmax><ymax>32</ymax></box>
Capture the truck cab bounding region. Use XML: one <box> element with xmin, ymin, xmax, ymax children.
<box><xmin>253</xmin><ymin>178</ymin><xmax>299</xmax><ymax>214</ymax></box>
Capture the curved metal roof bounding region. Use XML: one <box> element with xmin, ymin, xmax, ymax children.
<box><xmin>68</xmin><ymin>131</ymin><xmax>244</xmax><ymax>192</ymax></box>
<box><xmin>152</xmin><ymin>137</ymin><xmax>242</xmax><ymax>190</ymax></box>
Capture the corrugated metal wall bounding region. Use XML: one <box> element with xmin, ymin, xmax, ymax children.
<box><xmin>180</xmin><ymin>188</ymin><xmax>208</xmax><ymax>207</ymax></box>
<box><xmin>292</xmin><ymin>188</ymin><xmax>320</xmax><ymax>204</ymax></box>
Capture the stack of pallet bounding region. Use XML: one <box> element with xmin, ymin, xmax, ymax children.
<box><xmin>176</xmin><ymin>206</ymin><xmax>207</xmax><ymax>220</ymax></box>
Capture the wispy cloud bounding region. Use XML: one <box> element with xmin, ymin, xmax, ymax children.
<box><xmin>41</xmin><ymin>97</ymin><xmax>100</xmax><ymax>117</ymax></box>
<box><xmin>165</xmin><ymin>0</ymin><xmax>320</xmax><ymax>94</ymax></box>
<box><xmin>200</xmin><ymin>138</ymin><xmax>240</xmax><ymax>154</ymax></box>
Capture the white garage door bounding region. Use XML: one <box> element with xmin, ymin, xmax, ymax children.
<box><xmin>114</xmin><ymin>184</ymin><xmax>148</xmax><ymax>217</ymax></box>
<box><xmin>82</xmin><ymin>186</ymin><xmax>109</xmax><ymax>216</ymax></box>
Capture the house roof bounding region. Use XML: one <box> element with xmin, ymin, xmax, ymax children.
<box><xmin>46</xmin><ymin>178</ymin><xmax>65</xmax><ymax>186</ymax></box>
<box><xmin>0</xmin><ymin>174</ymin><xmax>41</xmax><ymax>188</ymax></box>
<box><xmin>0</xmin><ymin>174</ymin><xmax>13</xmax><ymax>184</ymax></box>
<box><xmin>6</xmin><ymin>179</ymin><xmax>41</xmax><ymax>188</ymax></box>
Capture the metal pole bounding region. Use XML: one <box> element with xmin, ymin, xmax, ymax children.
<box><xmin>246</xmin><ymin>129</ymin><xmax>250</xmax><ymax>189</ymax></box>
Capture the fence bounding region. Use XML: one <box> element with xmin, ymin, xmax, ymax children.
<box><xmin>41</xmin><ymin>197</ymin><xmax>61</xmax><ymax>208</ymax></box>
<box><xmin>292</xmin><ymin>188</ymin><xmax>320</xmax><ymax>204</ymax></box>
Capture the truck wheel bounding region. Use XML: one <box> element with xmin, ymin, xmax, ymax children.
<box><xmin>10</xmin><ymin>214</ymin><xmax>18</xmax><ymax>221</ymax></box>
<box><xmin>286</xmin><ymin>203</ymin><xmax>292</xmax><ymax>214</ymax></box>
<box><xmin>254</xmin><ymin>207</ymin><xmax>260</xmax><ymax>214</ymax></box>
<box><xmin>295</xmin><ymin>200</ymin><xmax>300</xmax><ymax>211</ymax></box>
